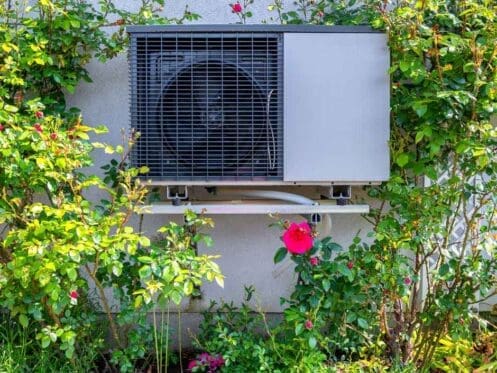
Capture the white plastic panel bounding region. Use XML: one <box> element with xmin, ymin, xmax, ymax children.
<box><xmin>284</xmin><ymin>33</ymin><xmax>390</xmax><ymax>183</ymax></box>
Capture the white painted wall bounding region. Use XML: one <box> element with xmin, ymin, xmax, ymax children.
<box><xmin>65</xmin><ymin>1</ymin><xmax>375</xmax><ymax>337</ymax></box>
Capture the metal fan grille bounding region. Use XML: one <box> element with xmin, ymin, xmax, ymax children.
<box><xmin>129</xmin><ymin>32</ymin><xmax>283</xmax><ymax>181</ymax></box>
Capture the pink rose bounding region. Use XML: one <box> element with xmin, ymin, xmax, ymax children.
<box><xmin>35</xmin><ymin>111</ymin><xmax>44</xmax><ymax>119</ymax></box>
<box><xmin>309</xmin><ymin>257</ymin><xmax>319</xmax><ymax>266</ymax></box>
<box><xmin>70</xmin><ymin>290</ymin><xmax>79</xmax><ymax>299</ymax></box>
<box><xmin>404</xmin><ymin>277</ymin><xmax>412</xmax><ymax>286</ymax></box>
<box><xmin>282</xmin><ymin>222</ymin><xmax>313</xmax><ymax>255</ymax></box>
<box><xmin>33</xmin><ymin>123</ymin><xmax>42</xmax><ymax>133</ymax></box>
<box><xmin>305</xmin><ymin>319</ymin><xmax>313</xmax><ymax>330</ymax></box>
<box><xmin>50</xmin><ymin>133</ymin><xmax>58</xmax><ymax>140</ymax></box>
<box><xmin>231</xmin><ymin>2</ymin><xmax>242</xmax><ymax>13</ymax></box>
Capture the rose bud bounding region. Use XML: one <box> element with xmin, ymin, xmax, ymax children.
<box><xmin>305</xmin><ymin>319</ymin><xmax>313</xmax><ymax>330</ymax></box>
<box><xmin>309</xmin><ymin>257</ymin><xmax>319</xmax><ymax>266</ymax></box>
<box><xmin>35</xmin><ymin>111</ymin><xmax>44</xmax><ymax>119</ymax></box>
<box><xmin>50</xmin><ymin>133</ymin><xmax>57</xmax><ymax>140</ymax></box>
<box><xmin>0</xmin><ymin>124</ymin><xmax>4</xmax><ymax>132</ymax></box>
<box><xmin>347</xmin><ymin>261</ymin><xmax>354</xmax><ymax>270</ymax></box>
<box><xmin>33</xmin><ymin>123</ymin><xmax>42</xmax><ymax>132</ymax></box>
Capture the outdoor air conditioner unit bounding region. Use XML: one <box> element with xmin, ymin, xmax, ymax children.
<box><xmin>127</xmin><ymin>25</ymin><xmax>390</xmax><ymax>186</ymax></box>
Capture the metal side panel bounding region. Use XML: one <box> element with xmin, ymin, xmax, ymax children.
<box><xmin>283</xmin><ymin>33</ymin><xmax>390</xmax><ymax>183</ymax></box>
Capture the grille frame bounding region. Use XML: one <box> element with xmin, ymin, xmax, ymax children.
<box><xmin>129</xmin><ymin>30</ymin><xmax>284</xmax><ymax>182</ymax></box>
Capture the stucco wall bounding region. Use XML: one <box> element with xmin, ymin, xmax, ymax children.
<box><xmin>65</xmin><ymin>0</ymin><xmax>374</xmax><ymax>326</ymax></box>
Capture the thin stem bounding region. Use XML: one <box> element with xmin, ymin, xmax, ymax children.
<box><xmin>84</xmin><ymin>264</ymin><xmax>123</xmax><ymax>348</ymax></box>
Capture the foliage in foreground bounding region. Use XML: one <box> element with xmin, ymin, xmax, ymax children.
<box><xmin>195</xmin><ymin>230</ymin><xmax>497</xmax><ymax>372</ymax></box>
<box><xmin>263</xmin><ymin>0</ymin><xmax>497</xmax><ymax>369</ymax></box>
<box><xmin>0</xmin><ymin>1</ymin><xmax>221</xmax><ymax>371</ymax></box>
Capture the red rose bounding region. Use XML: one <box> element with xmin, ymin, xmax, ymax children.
<box><xmin>50</xmin><ymin>133</ymin><xmax>57</xmax><ymax>140</ymax></box>
<box><xmin>309</xmin><ymin>256</ymin><xmax>319</xmax><ymax>266</ymax></box>
<box><xmin>70</xmin><ymin>290</ymin><xmax>79</xmax><ymax>299</ymax></box>
<box><xmin>33</xmin><ymin>123</ymin><xmax>42</xmax><ymax>132</ymax></box>
<box><xmin>282</xmin><ymin>222</ymin><xmax>313</xmax><ymax>255</ymax></box>
<box><xmin>35</xmin><ymin>111</ymin><xmax>44</xmax><ymax>119</ymax></box>
<box><xmin>0</xmin><ymin>124</ymin><xmax>4</xmax><ymax>132</ymax></box>
<box><xmin>231</xmin><ymin>2</ymin><xmax>242</xmax><ymax>13</ymax></box>
<box><xmin>347</xmin><ymin>261</ymin><xmax>354</xmax><ymax>269</ymax></box>
<box><xmin>305</xmin><ymin>319</ymin><xmax>313</xmax><ymax>330</ymax></box>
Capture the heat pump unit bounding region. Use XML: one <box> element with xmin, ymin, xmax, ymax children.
<box><xmin>128</xmin><ymin>25</ymin><xmax>390</xmax><ymax>185</ymax></box>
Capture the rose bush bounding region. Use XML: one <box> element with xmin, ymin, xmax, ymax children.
<box><xmin>0</xmin><ymin>1</ymin><xmax>220</xmax><ymax>371</ymax></box>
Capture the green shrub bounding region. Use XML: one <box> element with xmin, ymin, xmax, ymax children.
<box><xmin>0</xmin><ymin>2</ymin><xmax>218</xmax><ymax>371</ymax></box>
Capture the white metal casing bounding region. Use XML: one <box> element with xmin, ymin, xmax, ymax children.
<box><xmin>283</xmin><ymin>32</ymin><xmax>390</xmax><ymax>183</ymax></box>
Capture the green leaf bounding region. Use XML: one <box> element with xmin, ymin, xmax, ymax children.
<box><xmin>66</xmin><ymin>267</ymin><xmax>77</xmax><ymax>281</ymax></box>
<box><xmin>19</xmin><ymin>314</ymin><xmax>29</xmax><ymax>328</ymax></box>
<box><xmin>274</xmin><ymin>247</ymin><xmax>288</xmax><ymax>264</ymax></box>
<box><xmin>357</xmin><ymin>318</ymin><xmax>368</xmax><ymax>329</ymax></box>
<box><xmin>399</xmin><ymin>60</ymin><xmax>410</xmax><ymax>72</ymax></box>
<box><xmin>295</xmin><ymin>323</ymin><xmax>303</xmax><ymax>336</ymax></box>
<box><xmin>183</xmin><ymin>281</ymin><xmax>193</xmax><ymax>295</ymax></box>
<box><xmin>4</xmin><ymin>104</ymin><xmax>18</xmax><ymax>113</ymax></box>
<box><xmin>396</xmin><ymin>153</ymin><xmax>409</xmax><ymax>167</ymax></box>
<box><xmin>308</xmin><ymin>336</ymin><xmax>317</xmax><ymax>349</ymax></box>
<box><xmin>346</xmin><ymin>312</ymin><xmax>357</xmax><ymax>323</ymax></box>
<box><xmin>139</xmin><ymin>236</ymin><xmax>150</xmax><ymax>247</ymax></box>
<box><xmin>138</xmin><ymin>265</ymin><xmax>152</xmax><ymax>279</ymax></box>
<box><xmin>170</xmin><ymin>291</ymin><xmax>182</xmax><ymax>305</ymax></box>
<box><xmin>412</xmin><ymin>102</ymin><xmax>427</xmax><ymax>117</ymax></box>
<box><xmin>337</xmin><ymin>263</ymin><xmax>352</xmax><ymax>279</ymax></box>
<box><xmin>41</xmin><ymin>335</ymin><xmax>51</xmax><ymax>348</ymax></box>
<box><xmin>215</xmin><ymin>275</ymin><xmax>224</xmax><ymax>288</ymax></box>
<box><xmin>439</xmin><ymin>263</ymin><xmax>450</xmax><ymax>277</ymax></box>
<box><xmin>134</xmin><ymin>295</ymin><xmax>143</xmax><ymax>309</ymax></box>
<box><xmin>138</xmin><ymin>256</ymin><xmax>153</xmax><ymax>264</ymax></box>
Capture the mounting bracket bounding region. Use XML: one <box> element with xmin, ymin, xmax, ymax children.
<box><xmin>166</xmin><ymin>186</ymin><xmax>189</xmax><ymax>206</ymax></box>
<box><xmin>329</xmin><ymin>185</ymin><xmax>352</xmax><ymax>206</ymax></box>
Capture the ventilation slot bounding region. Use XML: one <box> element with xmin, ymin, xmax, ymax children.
<box><xmin>129</xmin><ymin>33</ymin><xmax>283</xmax><ymax>182</ymax></box>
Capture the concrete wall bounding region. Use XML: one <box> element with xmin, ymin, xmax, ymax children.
<box><xmin>65</xmin><ymin>0</ymin><xmax>375</xmax><ymax>342</ymax></box>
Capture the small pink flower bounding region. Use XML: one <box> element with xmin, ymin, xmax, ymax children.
<box><xmin>187</xmin><ymin>360</ymin><xmax>197</xmax><ymax>370</ymax></box>
<box><xmin>0</xmin><ymin>124</ymin><xmax>4</xmax><ymax>132</ymax></box>
<box><xmin>211</xmin><ymin>355</ymin><xmax>224</xmax><ymax>369</ymax></box>
<box><xmin>50</xmin><ymin>133</ymin><xmax>57</xmax><ymax>140</ymax></box>
<box><xmin>198</xmin><ymin>352</ymin><xmax>210</xmax><ymax>363</ymax></box>
<box><xmin>282</xmin><ymin>222</ymin><xmax>313</xmax><ymax>255</ymax></box>
<box><xmin>35</xmin><ymin>111</ymin><xmax>44</xmax><ymax>119</ymax></box>
<box><xmin>317</xmin><ymin>10</ymin><xmax>324</xmax><ymax>18</ymax></box>
<box><xmin>33</xmin><ymin>123</ymin><xmax>42</xmax><ymax>133</ymax></box>
<box><xmin>231</xmin><ymin>2</ymin><xmax>242</xmax><ymax>13</ymax></box>
<box><xmin>70</xmin><ymin>290</ymin><xmax>79</xmax><ymax>299</ymax></box>
<box><xmin>305</xmin><ymin>319</ymin><xmax>313</xmax><ymax>330</ymax></box>
<box><xmin>309</xmin><ymin>257</ymin><xmax>319</xmax><ymax>266</ymax></box>
<box><xmin>404</xmin><ymin>277</ymin><xmax>412</xmax><ymax>286</ymax></box>
<box><xmin>347</xmin><ymin>261</ymin><xmax>354</xmax><ymax>270</ymax></box>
